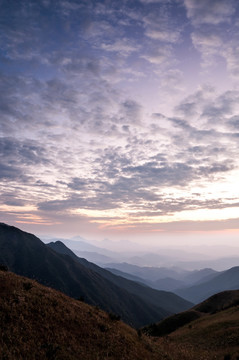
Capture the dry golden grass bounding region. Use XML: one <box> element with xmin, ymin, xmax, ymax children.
<box><xmin>2</xmin><ymin>270</ymin><xmax>239</xmax><ymax>360</ymax></box>
<box><xmin>0</xmin><ymin>271</ymin><xmax>167</xmax><ymax>360</ymax></box>
<box><xmin>154</xmin><ymin>304</ymin><xmax>239</xmax><ymax>360</ymax></box>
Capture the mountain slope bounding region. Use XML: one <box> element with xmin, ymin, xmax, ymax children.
<box><xmin>143</xmin><ymin>290</ymin><xmax>239</xmax><ymax>337</ymax></box>
<box><xmin>0</xmin><ymin>223</ymin><xmax>171</xmax><ymax>327</ymax></box>
<box><xmin>174</xmin><ymin>266</ymin><xmax>239</xmax><ymax>303</ymax></box>
<box><xmin>0</xmin><ymin>270</ymin><xmax>163</xmax><ymax>360</ymax></box>
<box><xmin>182</xmin><ymin>268</ymin><xmax>218</xmax><ymax>285</ymax></box>
<box><xmin>106</xmin><ymin>267</ymin><xmax>149</xmax><ymax>285</ymax></box>
<box><xmin>104</xmin><ymin>262</ymin><xmax>187</xmax><ymax>281</ymax></box>
<box><xmin>161</xmin><ymin>291</ymin><xmax>239</xmax><ymax>360</ymax></box>
<box><xmin>142</xmin><ymin>290</ymin><xmax>239</xmax><ymax>360</ymax></box>
<box><xmin>48</xmin><ymin>240</ymin><xmax>193</xmax><ymax>314</ymax></box>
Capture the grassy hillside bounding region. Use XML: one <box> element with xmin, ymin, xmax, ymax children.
<box><xmin>143</xmin><ymin>290</ymin><xmax>239</xmax><ymax>336</ymax></box>
<box><xmin>2</xmin><ymin>270</ymin><xmax>239</xmax><ymax>360</ymax></box>
<box><xmin>0</xmin><ymin>270</ymin><xmax>166</xmax><ymax>360</ymax></box>
<box><xmin>143</xmin><ymin>290</ymin><xmax>239</xmax><ymax>360</ymax></box>
<box><xmin>160</xmin><ymin>302</ymin><xmax>239</xmax><ymax>359</ymax></box>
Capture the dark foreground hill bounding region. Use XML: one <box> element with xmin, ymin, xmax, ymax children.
<box><xmin>2</xmin><ymin>270</ymin><xmax>239</xmax><ymax>360</ymax></box>
<box><xmin>142</xmin><ymin>290</ymin><xmax>239</xmax><ymax>360</ymax></box>
<box><xmin>0</xmin><ymin>223</ymin><xmax>191</xmax><ymax>327</ymax></box>
<box><xmin>0</xmin><ymin>270</ymin><xmax>164</xmax><ymax>360</ymax></box>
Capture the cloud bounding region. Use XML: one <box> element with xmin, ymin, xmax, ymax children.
<box><xmin>0</xmin><ymin>192</ymin><xmax>26</xmax><ymax>207</ymax></box>
<box><xmin>184</xmin><ymin>0</ymin><xmax>236</xmax><ymax>25</ymax></box>
<box><xmin>223</xmin><ymin>45</ymin><xmax>239</xmax><ymax>79</ymax></box>
<box><xmin>228</xmin><ymin>115</ymin><xmax>239</xmax><ymax>129</ymax></box>
<box><xmin>145</xmin><ymin>28</ymin><xmax>180</xmax><ymax>43</ymax></box>
<box><xmin>183</xmin><ymin>0</ymin><xmax>237</xmax><ymax>70</ymax></box>
<box><xmin>0</xmin><ymin>137</ymin><xmax>50</xmax><ymax>184</ymax></box>
<box><xmin>0</xmin><ymin>138</ymin><xmax>49</xmax><ymax>166</ymax></box>
<box><xmin>0</xmin><ymin>163</ymin><xmax>24</xmax><ymax>181</ymax></box>
<box><xmin>101</xmin><ymin>39</ymin><xmax>139</xmax><ymax>55</ymax></box>
<box><xmin>123</xmin><ymin>161</ymin><xmax>194</xmax><ymax>187</ymax></box>
<box><xmin>1</xmin><ymin>0</ymin><xmax>239</xmax><ymax>236</ymax></box>
<box><xmin>139</xmin><ymin>0</ymin><xmax>169</xmax><ymax>3</ymax></box>
<box><xmin>141</xmin><ymin>46</ymin><xmax>172</xmax><ymax>65</ymax></box>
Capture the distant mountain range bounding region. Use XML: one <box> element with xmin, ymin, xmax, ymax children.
<box><xmin>43</xmin><ymin>236</ymin><xmax>239</xmax><ymax>270</ymax></box>
<box><xmin>104</xmin><ymin>262</ymin><xmax>218</xmax><ymax>291</ymax></box>
<box><xmin>47</xmin><ymin>240</ymin><xmax>192</xmax><ymax>315</ymax></box>
<box><xmin>104</xmin><ymin>259</ymin><xmax>239</xmax><ymax>305</ymax></box>
<box><xmin>174</xmin><ymin>266</ymin><xmax>239</xmax><ymax>303</ymax></box>
<box><xmin>0</xmin><ymin>223</ymin><xmax>191</xmax><ymax>327</ymax></box>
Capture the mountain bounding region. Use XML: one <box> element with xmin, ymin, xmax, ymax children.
<box><xmin>104</xmin><ymin>262</ymin><xmax>188</xmax><ymax>282</ymax></box>
<box><xmin>181</xmin><ymin>268</ymin><xmax>218</xmax><ymax>285</ymax></box>
<box><xmin>143</xmin><ymin>290</ymin><xmax>239</xmax><ymax>337</ymax></box>
<box><xmin>142</xmin><ymin>290</ymin><xmax>239</xmax><ymax>359</ymax></box>
<box><xmin>105</xmin><ymin>265</ymin><xmax>212</xmax><ymax>291</ymax></box>
<box><xmin>104</xmin><ymin>262</ymin><xmax>218</xmax><ymax>291</ymax></box>
<box><xmin>0</xmin><ymin>270</ymin><xmax>162</xmax><ymax>360</ymax></box>
<box><xmin>174</xmin><ymin>266</ymin><xmax>239</xmax><ymax>303</ymax></box>
<box><xmin>44</xmin><ymin>237</ymin><xmax>119</xmax><ymax>264</ymax></box>
<box><xmin>125</xmin><ymin>248</ymin><xmax>212</xmax><ymax>267</ymax></box>
<box><xmin>74</xmin><ymin>250</ymin><xmax>115</xmax><ymax>264</ymax></box>
<box><xmin>48</xmin><ymin>240</ymin><xmax>193</xmax><ymax>315</ymax></box>
<box><xmin>174</xmin><ymin>257</ymin><xmax>239</xmax><ymax>271</ymax></box>
<box><xmin>151</xmin><ymin>277</ymin><xmax>186</xmax><ymax>291</ymax></box>
<box><xmin>105</xmin><ymin>267</ymin><xmax>149</xmax><ymax>285</ymax></box>
<box><xmin>44</xmin><ymin>236</ymin><xmax>111</xmax><ymax>253</ymax></box>
<box><xmin>0</xmin><ymin>223</ymin><xmax>191</xmax><ymax>327</ymax></box>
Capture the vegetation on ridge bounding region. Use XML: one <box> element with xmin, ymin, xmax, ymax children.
<box><xmin>0</xmin><ymin>270</ymin><xmax>163</xmax><ymax>360</ymax></box>
<box><xmin>143</xmin><ymin>290</ymin><xmax>239</xmax><ymax>360</ymax></box>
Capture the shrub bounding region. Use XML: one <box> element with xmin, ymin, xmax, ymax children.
<box><xmin>23</xmin><ymin>281</ymin><xmax>33</xmax><ymax>291</ymax></box>
<box><xmin>137</xmin><ymin>329</ymin><xmax>142</xmax><ymax>338</ymax></box>
<box><xmin>0</xmin><ymin>264</ymin><xmax>8</xmax><ymax>271</ymax></box>
<box><xmin>108</xmin><ymin>312</ymin><xmax>121</xmax><ymax>321</ymax></box>
<box><xmin>224</xmin><ymin>354</ymin><xmax>231</xmax><ymax>360</ymax></box>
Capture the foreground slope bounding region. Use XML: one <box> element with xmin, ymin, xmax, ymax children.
<box><xmin>143</xmin><ymin>290</ymin><xmax>239</xmax><ymax>360</ymax></box>
<box><xmin>0</xmin><ymin>223</ymin><xmax>170</xmax><ymax>327</ymax></box>
<box><xmin>0</xmin><ymin>270</ymin><xmax>164</xmax><ymax>360</ymax></box>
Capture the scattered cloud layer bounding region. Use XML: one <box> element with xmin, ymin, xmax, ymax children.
<box><xmin>1</xmin><ymin>0</ymin><xmax>239</xmax><ymax>238</ymax></box>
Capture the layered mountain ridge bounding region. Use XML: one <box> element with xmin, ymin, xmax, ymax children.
<box><xmin>0</xmin><ymin>223</ymin><xmax>191</xmax><ymax>327</ymax></box>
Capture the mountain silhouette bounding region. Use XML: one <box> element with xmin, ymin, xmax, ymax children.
<box><xmin>0</xmin><ymin>223</ymin><xmax>191</xmax><ymax>327</ymax></box>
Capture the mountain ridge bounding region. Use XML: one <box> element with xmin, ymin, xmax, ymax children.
<box><xmin>47</xmin><ymin>240</ymin><xmax>193</xmax><ymax>315</ymax></box>
<box><xmin>174</xmin><ymin>266</ymin><xmax>239</xmax><ymax>303</ymax></box>
<box><xmin>0</xmin><ymin>223</ymin><xmax>191</xmax><ymax>327</ymax></box>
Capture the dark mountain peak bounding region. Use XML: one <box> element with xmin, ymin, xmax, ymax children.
<box><xmin>47</xmin><ymin>240</ymin><xmax>78</xmax><ymax>259</ymax></box>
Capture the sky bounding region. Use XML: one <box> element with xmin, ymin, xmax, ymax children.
<box><xmin>1</xmin><ymin>0</ymin><xmax>239</xmax><ymax>248</ymax></box>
